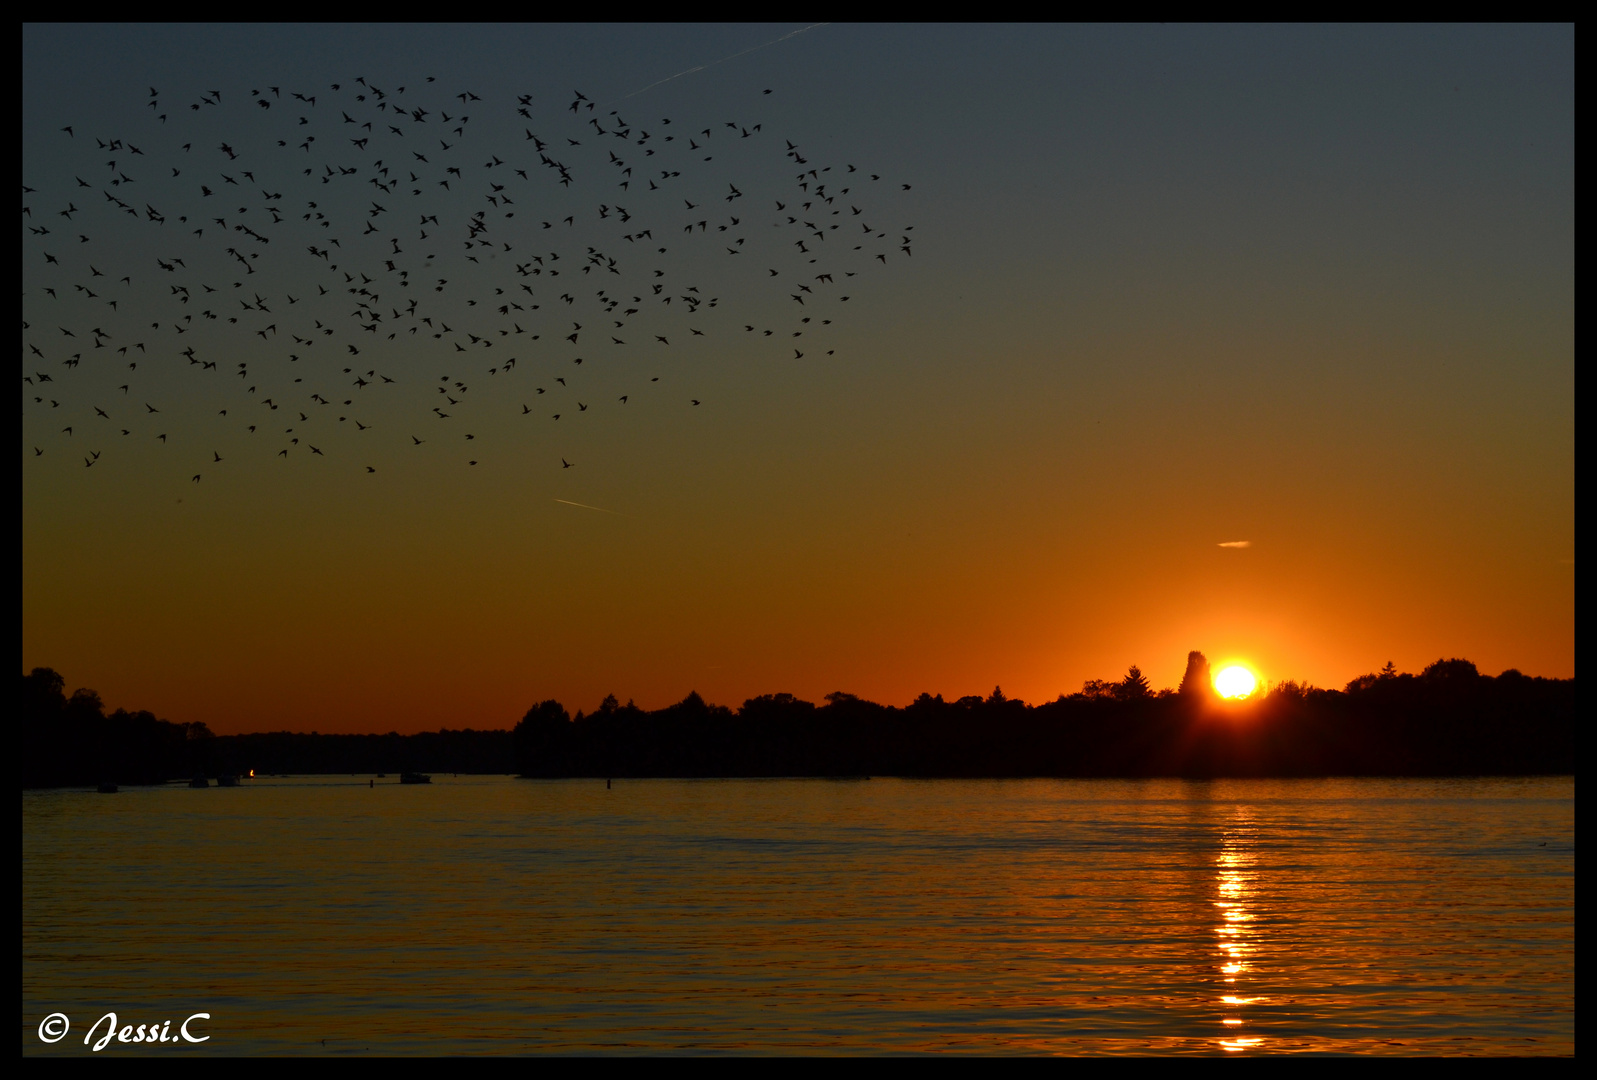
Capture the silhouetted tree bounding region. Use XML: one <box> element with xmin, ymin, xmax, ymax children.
<box><xmin>1078</xmin><ymin>679</ymin><xmax>1116</xmax><ymax>701</ymax></box>
<box><xmin>1117</xmin><ymin>665</ymin><xmax>1152</xmax><ymax>701</ymax></box>
<box><xmin>185</xmin><ymin>719</ymin><xmax>215</xmax><ymax>776</ymax></box>
<box><xmin>1345</xmin><ymin>672</ymin><xmax>1379</xmax><ymax>693</ymax></box>
<box><xmin>22</xmin><ymin>668</ymin><xmax>69</xmax><ymax>785</ymax></box>
<box><xmin>1422</xmin><ymin>658</ymin><xmax>1480</xmax><ymax>683</ymax></box>
<box><xmin>666</xmin><ymin>690</ymin><xmax>712</xmax><ymax>718</ymax></box>
<box><xmin>21</xmin><ymin>668</ymin><xmax>213</xmax><ymax>786</ymax></box>
<box><xmin>741</xmin><ymin>693</ymin><xmax>816</xmax><ymax>720</ymax></box>
<box><xmin>513</xmin><ymin>699</ymin><xmax>572</xmax><ymax>777</ymax></box>
<box><xmin>23</xmin><ymin>667</ymin><xmax>66</xmax><ymax>714</ymax></box>
<box><xmin>1178</xmin><ymin>651</ymin><xmax>1213</xmax><ymax>699</ymax></box>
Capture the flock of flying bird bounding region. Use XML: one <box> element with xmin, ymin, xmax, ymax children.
<box><xmin>23</xmin><ymin>75</ymin><xmax>915</xmax><ymax>481</ymax></box>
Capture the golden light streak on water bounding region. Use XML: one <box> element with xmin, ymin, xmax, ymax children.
<box><xmin>1214</xmin><ymin>811</ymin><xmax>1261</xmax><ymax>1051</ymax></box>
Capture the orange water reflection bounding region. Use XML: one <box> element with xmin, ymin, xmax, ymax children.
<box><xmin>1214</xmin><ymin>809</ymin><xmax>1265</xmax><ymax>1052</ymax></box>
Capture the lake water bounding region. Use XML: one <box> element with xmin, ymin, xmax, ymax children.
<box><xmin>22</xmin><ymin>776</ymin><xmax>1573</xmax><ymax>1055</ymax></box>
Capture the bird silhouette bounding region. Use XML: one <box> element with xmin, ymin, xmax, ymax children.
<box><xmin>25</xmin><ymin>69</ymin><xmax>912</xmax><ymax>479</ymax></box>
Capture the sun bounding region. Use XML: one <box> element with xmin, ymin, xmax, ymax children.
<box><xmin>1213</xmin><ymin>665</ymin><xmax>1258</xmax><ymax>699</ymax></box>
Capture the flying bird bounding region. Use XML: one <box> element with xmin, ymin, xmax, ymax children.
<box><xmin>24</xmin><ymin>71</ymin><xmax>911</xmax><ymax>482</ymax></box>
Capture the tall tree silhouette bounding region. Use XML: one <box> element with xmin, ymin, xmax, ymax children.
<box><xmin>1178</xmin><ymin>651</ymin><xmax>1214</xmax><ymax>699</ymax></box>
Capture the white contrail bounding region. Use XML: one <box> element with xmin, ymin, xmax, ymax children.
<box><xmin>555</xmin><ymin>498</ymin><xmax>621</xmax><ymax>516</ymax></box>
<box><xmin>1218</xmin><ymin>540</ymin><xmax>1252</xmax><ymax>548</ymax></box>
<box><xmin>620</xmin><ymin>24</ymin><xmax>830</xmax><ymax>102</ymax></box>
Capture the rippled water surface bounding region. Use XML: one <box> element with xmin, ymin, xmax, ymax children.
<box><xmin>23</xmin><ymin>776</ymin><xmax>1573</xmax><ymax>1055</ymax></box>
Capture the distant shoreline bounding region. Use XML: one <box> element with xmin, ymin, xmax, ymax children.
<box><xmin>25</xmin><ymin>771</ymin><xmax>1576</xmax><ymax>790</ymax></box>
<box><xmin>23</xmin><ymin>660</ymin><xmax>1574</xmax><ymax>787</ymax></box>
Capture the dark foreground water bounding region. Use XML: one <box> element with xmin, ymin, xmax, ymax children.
<box><xmin>22</xmin><ymin>776</ymin><xmax>1573</xmax><ymax>1055</ymax></box>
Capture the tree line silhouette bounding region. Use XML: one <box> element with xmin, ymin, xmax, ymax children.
<box><xmin>21</xmin><ymin>667</ymin><xmax>510</xmax><ymax>787</ymax></box>
<box><xmin>21</xmin><ymin>652</ymin><xmax>1573</xmax><ymax>787</ymax></box>
<box><xmin>22</xmin><ymin>667</ymin><xmax>214</xmax><ymax>787</ymax></box>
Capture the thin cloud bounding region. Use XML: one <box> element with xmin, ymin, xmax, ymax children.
<box><xmin>555</xmin><ymin>498</ymin><xmax>621</xmax><ymax>516</ymax></box>
<box><xmin>621</xmin><ymin>24</ymin><xmax>829</xmax><ymax>102</ymax></box>
<box><xmin>1218</xmin><ymin>540</ymin><xmax>1251</xmax><ymax>548</ymax></box>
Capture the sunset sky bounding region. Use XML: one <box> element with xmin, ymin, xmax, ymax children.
<box><xmin>22</xmin><ymin>24</ymin><xmax>1573</xmax><ymax>734</ymax></box>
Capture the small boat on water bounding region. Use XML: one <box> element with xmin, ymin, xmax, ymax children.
<box><xmin>400</xmin><ymin>772</ymin><xmax>432</xmax><ymax>785</ymax></box>
<box><xmin>216</xmin><ymin>774</ymin><xmax>240</xmax><ymax>787</ymax></box>
<box><xmin>97</xmin><ymin>783</ymin><xmax>118</xmax><ymax>794</ymax></box>
<box><xmin>376</xmin><ymin>772</ymin><xmax>386</xmax><ymax>778</ymax></box>
<box><xmin>189</xmin><ymin>776</ymin><xmax>209</xmax><ymax>788</ymax></box>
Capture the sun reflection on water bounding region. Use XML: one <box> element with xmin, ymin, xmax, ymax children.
<box><xmin>1214</xmin><ymin>811</ymin><xmax>1264</xmax><ymax>1052</ymax></box>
